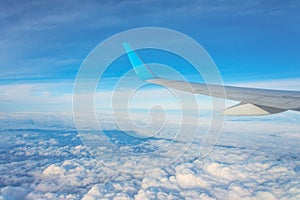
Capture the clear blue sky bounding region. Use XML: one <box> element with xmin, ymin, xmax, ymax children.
<box><xmin>0</xmin><ymin>0</ymin><xmax>299</xmax><ymax>112</ymax></box>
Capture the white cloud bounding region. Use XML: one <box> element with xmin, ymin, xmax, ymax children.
<box><xmin>0</xmin><ymin>82</ymin><xmax>73</xmax><ymax>112</ymax></box>
<box><xmin>0</xmin><ymin>113</ymin><xmax>299</xmax><ymax>199</ymax></box>
<box><xmin>175</xmin><ymin>164</ymin><xmax>210</xmax><ymax>189</ymax></box>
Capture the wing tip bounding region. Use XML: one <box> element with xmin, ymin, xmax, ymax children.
<box><xmin>123</xmin><ymin>43</ymin><xmax>157</xmax><ymax>81</ymax></box>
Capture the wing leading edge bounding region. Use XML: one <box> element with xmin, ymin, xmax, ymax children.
<box><xmin>123</xmin><ymin>43</ymin><xmax>300</xmax><ymax>116</ymax></box>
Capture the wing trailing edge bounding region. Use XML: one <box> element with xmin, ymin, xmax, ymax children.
<box><xmin>223</xmin><ymin>103</ymin><xmax>286</xmax><ymax>116</ymax></box>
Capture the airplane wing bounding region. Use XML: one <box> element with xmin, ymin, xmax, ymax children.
<box><xmin>123</xmin><ymin>43</ymin><xmax>300</xmax><ymax>116</ymax></box>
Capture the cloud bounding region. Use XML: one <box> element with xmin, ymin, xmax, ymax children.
<box><xmin>0</xmin><ymin>186</ymin><xmax>30</xmax><ymax>200</ymax></box>
<box><xmin>0</xmin><ymin>82</ymin><xmax>73</xmax><ymax>112</ymax></box>
<box><xmin>0</xmin><ymin>79</ymin><xmax>215</xmax><ymax>113</ymax></box>
<box><xmin>0</xmin><ymin>111</ymin><xmax>300</xmax><ymax>199</ymax></box>
<box><xmin>175</xmin><ymin>165</ymin><xmax>210</xmax><ymax>189</ymax></box>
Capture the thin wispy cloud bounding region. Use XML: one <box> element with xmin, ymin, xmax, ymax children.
<box><xmin>0</xmin><ymin>0</ymin><xmax>299</xmax><ymax>112</ymax></box>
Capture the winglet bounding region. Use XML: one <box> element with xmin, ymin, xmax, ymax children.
<box><xmin>123</xmin><ymin>43</ymin><xmax>157</xmax><ymax>81</ymax></box>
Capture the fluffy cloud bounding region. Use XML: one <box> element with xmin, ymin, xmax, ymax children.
<box><xmin>175</xmin><ymin>164</ymin><xmax>210</xmax><ymax>189</ymax></box>
<box><xmin>0</xmin><ymin>113</ymin><xmax>299</xmax><ymax>199</ymax></box>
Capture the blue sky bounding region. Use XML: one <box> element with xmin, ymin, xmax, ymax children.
<box><xmin>0</xmin><ymin>0</ymin><xmax>299</xmax><ymax>112</ymax></box>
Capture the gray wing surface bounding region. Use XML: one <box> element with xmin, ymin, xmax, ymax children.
<box><xmin>123</xmin><ymin>43</ymin><xmax>300</xmax><ymax>116</ymax></box>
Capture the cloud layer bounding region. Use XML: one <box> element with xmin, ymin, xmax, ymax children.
<box><xmin>0</xmin><ymin>113</ymin><xmax>299</xmax><ymax>199</ymax></box>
